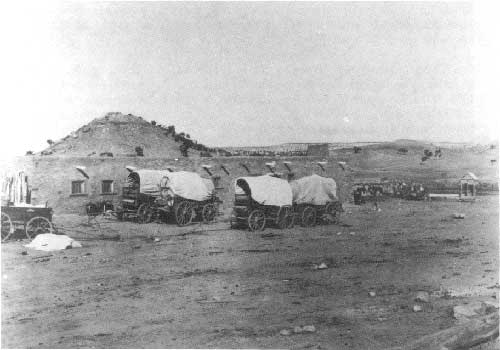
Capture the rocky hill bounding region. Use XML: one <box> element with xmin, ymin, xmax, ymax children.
<box><xmin>38</xmin><ymin>112</ymin><xmax>214</xmax><ymax>158</ymax></box>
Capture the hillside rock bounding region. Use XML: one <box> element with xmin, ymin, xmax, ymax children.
<box><xmin>38</xmin><ymin>112</ymin><xmax>208</xmax><ymax>158</ymax></box>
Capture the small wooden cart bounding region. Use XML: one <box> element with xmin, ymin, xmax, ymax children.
<box><xmin>1</xmin><ymin>205</ymin><xmax>54</xmax><ymax>242</ymax></box>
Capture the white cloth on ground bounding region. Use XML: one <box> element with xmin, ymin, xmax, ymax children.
<box><xmin>24</xmin><ymin>234</ymin><xmax>82</xmax><ymax>251</ymax></box>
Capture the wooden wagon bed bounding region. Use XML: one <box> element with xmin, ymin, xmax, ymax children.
<box><xmin>1</xmin><ymin>205</ymin><xmax>54</xmax><ymax>242</ymax></box>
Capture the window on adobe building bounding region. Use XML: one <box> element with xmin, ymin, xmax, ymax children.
<box><xmin>71</xmin><ymin>180</ymin><xmax>86</xmax><ymax>195</ymax></box>
<box><xmin>101</xmin><ymin>180</ymin><xmax>114</xmax><ymax>194</ymax></box>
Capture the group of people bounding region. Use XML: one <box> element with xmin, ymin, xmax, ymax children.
<box><xmin>353</xmin><ymin>181</ymin><xmax>428</xmax><ymax>205</ymax></box>
<box><xmin>352</xmin><ymin>184</ymin><xmax>383</xmax><ymax>205</ymax></box>
<box><xmin>390</xmin><ymin>181</ymin><xmax>427</xmax><ymax>200</ymax></box>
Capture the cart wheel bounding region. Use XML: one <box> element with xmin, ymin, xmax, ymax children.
<box><xmin>248</xmin><ymin>209</ymin><xmax>265</xmax><ymax>231</ymax></box>
<box><xmin>1</xmin><ymin>212</ymin><xmax>13</xmax><ymax>242</ymax></box>
<box><xmin>301</xmin><ymin>206</ymin><xmax>317</xmax><ymax>227</ymax></box>
<box><xmin>25</xmin><ymin>216</ymin><xmax>53</xmax><ymax>239</ymax></box>
<box><xmin>175</xmin><ymin>201</ymin><xmax>194</xmax><ymax>227</ymax></box>
<box><xmin>202</xmin><ymin>203</ymin><xmax>217</xmax><ymax>223</ymax></box>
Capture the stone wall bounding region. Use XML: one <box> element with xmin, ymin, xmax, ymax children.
<box><xmin>306</xmin><ymin>144</ymin><xmax>329</xmax><ymax>157</ymax></box>
<box><xmin>2</xmin><ymin>156</ymin><xmax>351</xmax><ymax>214</ymax></box>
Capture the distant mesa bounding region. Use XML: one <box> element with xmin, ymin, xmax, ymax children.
<box><xmin>393</xmin><ymin>139</ymin><xmax>428</xmax><ymax>146</ymax></box>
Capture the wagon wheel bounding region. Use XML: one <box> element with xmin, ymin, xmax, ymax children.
<box><xmin>324</xmin><ymin>202</ymin><xmax>339</xmax><ymax>224</ymax></box>
<box><xmin>301</xmin><ymin>206</ymin><xmax>317</xmax><ymax>227</ymax></box>
<box><xmin>248</xmin><ymin>209</ymin><xmax>266</xmax><ymax>231</ymax></box>
<box><xmin>276</xmin><ymin>207</ymin><xmax>293</xmax><ymax>229</ymax></box>
<box><xmin>1</xmin><ymin>213</ymin><xmax>13</xmax><ymax>242</ymax></box>
<box><xmin>25</xmin><ymin>216</ymin><xmax>53</xmax><ymax>239</ymax></box>
<box><xmin>137</xmin><ymin>204</ymin><xmax>149</xmax><ymax>223</ymax></box>
<box><xmin>175</xmin><ymin>201</ymin><xmax>194</xmax><ymax>227</ymax></box>
<box><xmin>201</xmin><ymin>203</ymin><xmax>217</xmax><ymax>223</ymax></box>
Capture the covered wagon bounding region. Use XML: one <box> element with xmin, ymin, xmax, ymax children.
<box><xmin>116</xmin><ymin>169</ymin><xmax>219</xmax><ymax>226</ymax></box>
<box><xmin>290</xmin><ymin>174</ymin><xmax>343</xmax><ymax>226</ymax></box>
<box><xmin>230</xmin><ymin>175</ymin><xmax>294</xmax><ymax>231</ymax></box>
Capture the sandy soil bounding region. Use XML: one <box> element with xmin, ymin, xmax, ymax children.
<box><xmin>1</xmin><ymin>196</ymin><xmax>498</xmax><ymax>349</ymax></box>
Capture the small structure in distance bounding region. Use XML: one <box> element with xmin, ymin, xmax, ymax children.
<box><xmin>459</xmin><ymin>172</ymin><xmax>478</xmax><ymax>201</ymax></box>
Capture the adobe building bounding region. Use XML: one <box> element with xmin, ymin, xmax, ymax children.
<box><xmin>1</xmin><ymin>155</ymin><xmax>350</xmax><ymax>214</ymax></box>
<box><xmin>1</xmin><ymin>113</ymin><xmax>351</xmax><ymax>214</ymax></box>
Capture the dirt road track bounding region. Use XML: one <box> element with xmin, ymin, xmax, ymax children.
<box><xmin>2</xmin><ymin>197</ymin><xmax>498</xmax><ymax>348</ymax></box>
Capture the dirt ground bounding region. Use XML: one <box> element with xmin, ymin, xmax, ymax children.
<box><xmin>1</xmin><ymin>196</ymin><xmax>499</xmax><ymax>349</ymax></box>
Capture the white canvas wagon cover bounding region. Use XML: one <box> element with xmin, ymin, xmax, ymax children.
<box><xmin>128</xmin><ymin>169</ymin><xmax>172</xmax><ymax>195</ymax></box>
<box><xmin>161</xmin><ymin>171</ymin><xmax>213</xmax><ymax>201</ymax></box>
<box><xmin>235</xmin><ymin>175</ymin><xmax>293</xmax><ymax>207</ymax></box>
<box><xmin>128</xmin><ymin>170</ymin><xmax>213</xmax><ymax>201</ymax></box>
<box><xmin>291</xmin><ymin>174</ymin><xmax>337</xmax><ymax>205</ymax></box>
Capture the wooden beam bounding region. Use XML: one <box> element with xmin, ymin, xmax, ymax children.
<box><xmin>283</xmin><ymin>161</ymin><xmax>292</xmax><ymax>172</ymax></box>
<box><xmin>220</xmin><ymin>165</ymin><xmax>230</xmax><ymax>175</ymax></box>
<box><xmin>239</xmin><ymin>163</ymin><xmax>250</xmax><ymax>174</ymax></box>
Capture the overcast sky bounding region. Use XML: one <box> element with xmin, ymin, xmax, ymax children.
<box><xmin>2</xmin><ymin>2</ymin><xmax>498</xmax><ymax>159</ymax></box>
